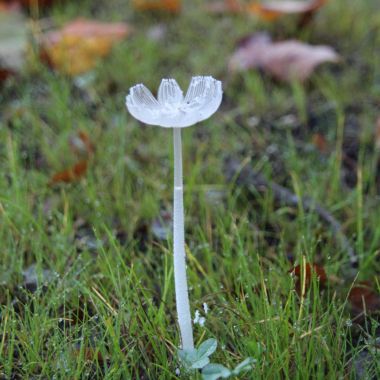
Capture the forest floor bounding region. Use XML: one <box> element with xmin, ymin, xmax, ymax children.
<box><xmin>0</xmin><ymin>0</ymin><xmax>379</xmax><ymax>378</ymax></box>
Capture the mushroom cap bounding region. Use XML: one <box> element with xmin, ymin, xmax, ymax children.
<box><xmin>126</xmin><ymin>76</ymin><xmax>223</xmax><ymax>128</ymax></box>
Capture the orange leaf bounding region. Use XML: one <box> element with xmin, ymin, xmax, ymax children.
<box><xmin>49</xmin><ymin>160</ymin><xmax>88</xmax><ymax>185</ymax></box>
<box><xmin>291</xmin><ymin>263</ymin><xmax>327</xmax><ymax>282</ymax></box>
<box><xmin>206</xmin><ymin>0</ymin><xmax>326</xmax><ymax>19</ymax></box>
<box><xmin>40</xmin><ymin>18</ymin><xmax>132</xmax><ymax>76</ymax></box>
<box><xmin>247</xmin><ymin>3</ymin><xmax>283</xmax><ymax>21</ymax></box>
<box><xmin>229</xmin><ymin>33</ymin><xmax>340</xmax><ymax>82</ymax></box>
<box><xmin>247</xmin><ymin>0</ymin><xmax>327</xmax><ymax>21</ymax></box>
<box><xmin>69</xmin><ymin>130</ymin><xmax>95</xmax><ymax>157</ymax></box>
<box><xmin>290</xmin><ymin>262</ymin><xmax>327</xmax><ymax>293</ymax></box>
<box><xmin>0</xmin><ymin>1</ymin><xmax>20</xmax><ymax>11</ymax></box>
<box><xmin>349</xmin><ymin>281</ymin><xmax>380</xmax><ymax>317</ymax></box>
<box><xmin>78</xmin><ymin>130</ymin><xmax>95</xmax><ymax>154</ymax></box>
<box><xmin>312</xmin><ymin>133</ymin><xmax>328</xmax><ymax>153</ymax></box>
<box><xmin>132</xmin><ymin>0</ymin><xmax>181</xmax><ymax>12</ymax></box>
<box><xmin>226</xmin><ymin>0</ymin><xmax>241</xmax><ymax>11</ymax></box>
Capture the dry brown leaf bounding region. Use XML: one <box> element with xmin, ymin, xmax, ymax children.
<box><xmin>132</xmin><ymin>0</ymin><xmax>181</xmax><ymax>12</ymax></box>
<box><xmin>205</xmin><ymin>0</ymin><xmax>326</xmax><ymax>20</ymax></box>
<box><xmin>49</xmin><ymin>131</ymin><xmax>94</xmax><ymax>185</ymax></box>
<box><xmin>0</xmin><ymin>68</ymin><xmax>14</xmax><ymax>81</ymax></box>
<box><xmin>1</xmin><ymin>0</ymin><xmax>55</xmax><ymax>8</ymax></box>
<box><xmin>349</xmin><ymin>281</ymin><xmax>380</xmax><ymax>318</ymax></box>
<box><xmin>312</xmin><ymin>133</ymin><xmax>328</xmax><ymax>153</ymax></box>
<box><xmin>49</xmin><ymin>160</ymin><xmax>88</xmax><ymax>185</ymax></box>
<box><xmin>247</xmin><ymin>0</ymin><xmax>327</xmax><ymax>21</ymax></box>
<box><xmin>40</xmin><ymin>18</ymin><xmax>132</xmax><ymax>76</ymax></box>
<box><xmin>19</xmin><ymin>0</ymin><xmax>55</xmax><ymax>7</ymax></box>
<box><xmin>229</xmin><ymin>33</ymin><xmax>340</xmax><ymax>81</ymax></box>
<box><xmin>69</xmin><ymin>130</ymin><xmax>95</xmax><ymax>157</ymax></box>
<box><xmin>289</xmin><ymin>262</ymin><xmax>327</xmax><ymax>294</ymax></box>
<box><xmin>0</xmin><ymin>1</ymin><xmax>20</xmax><ymax>11</ymax></box>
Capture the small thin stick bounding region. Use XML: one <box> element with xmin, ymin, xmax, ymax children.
<box><xmin>225</xmin><ymin>158</ymin><xmax>358</xmax><ymax>273</ymax></box>
<box><xmin>173</xmin><ymin>127</ymin><xmax>194</xmax><ymax>350</ymax></box>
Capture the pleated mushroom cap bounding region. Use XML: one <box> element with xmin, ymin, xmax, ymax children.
<box><xmin>126</xmin><ymin>76</ymin><xmax>223</xmax><ymax>128</ymax></box>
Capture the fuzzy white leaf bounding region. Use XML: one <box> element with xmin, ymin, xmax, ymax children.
<box><xmin>191</xmin><ymin>356</ymin><xmax>211</xmax><ymax>369</ymax></box>
<box><xmin>232</xmin><ymin>357</ymin><xmax>256</xmax><ymax>375</ymax></box>
<box><xmin>178</xmin><ymin>348</ymin><xmax>198</xmax><ymax>368</ymax></box>
<box><xmin>197</xmin><ymin>339</ymin><xmax>217</xmax><ymax>359</ymax></box>
<box><xmin>202</xmin><ymin>364</ymin><xmax>231</xmax><ymax>380</ymax></box>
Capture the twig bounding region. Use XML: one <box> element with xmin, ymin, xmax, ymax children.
<box><xmin>224</xmin><ymin>158</ymin><xmax>358</xmax><ymax>273</ymax></box>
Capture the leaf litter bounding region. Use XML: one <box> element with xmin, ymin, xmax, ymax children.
<box><xmin>229</xmin><ymin>32</ymin><xmax>340</xmax><ymax>81</ymax></box>
<box><xmin>247</xmin><ymin>0</ymin><xmax>327</xmax><ymax>21</ymax></box>
<box><xmin>206</xmin><ymin>0</ymin><xmax>327</xmax><ymax>22</ymax></box>
<box><xmin>132</xmin><ymin>0</ymin><xmax>181</xmax><ymax>13</ymax></box>
<box><xmin>40</xmin><ymin>18</ymin><xmax>133</xmax><ymax>76</ymax></box>
<box><xmin>49</xmin><ymin>130</ymin><xmax>94</xmax><ymax>185</ymax></box>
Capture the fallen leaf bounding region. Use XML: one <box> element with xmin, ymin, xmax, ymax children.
<box><xmin>290</xmin><ymin>262</ymin><xmax>327</xmax><ymax>293</ymax></box>
<box><xmin>0</xmin><ymin>9</ymin><xmax>28</xmax><ymax>80</ymax></box>
<box><xmin>69</xmin><ymin>130</ymin><xmax>95</xmax><ymax>157</ymax></box>
<box><xmin>349</xmin><ymin>281</ymin><xmax>380</xmax><ymax>318</ymax></box>
<box><xmin>19</xmin><ymin>0</ymin><xmax>55</xmax><ymax>7</ymax></box>
<box><xmin>0</xmin><ymin>68</ymin><xmax>14</xmax><ymax>81</ymax></box>
<box><xmin>132</xmin><ymin>0</ymin><xmax>181</xmax><ymax>12</ymax></box>
<box><xmin>229</xmin><ymin>32</ymin><xmax>340</xmax><ymax>81</ymax></box>
<box><xmin>49</xmin><ymin>160</ymin><xmax>88</xmax><ymax>185</ymax></box>
<box><xmin>0</xmin><ymin>1</ymin><xmax>20</xmax><ymax>11</ymax></box>
<box><xmin>40</xmin><ymin>18</ymin><xmax>132</xmax><ymax>76</ymax></box>
<box><xmin>1</xmin><ymin>0</ymin><xmax>55</xmax><ymax>8</ymax></box>
<box><xmin>49</xmin><ymin>131</ymin><xmax>94</xmax><ymax>185</ymax></box>
<box><xmin>312</xmin><ymin>133</ymin><xmax>328</xmax><ymax>153</ymax></box>
<box><xmin>247</xmin><ymin>0</ymin><xmax>327</xmax><ymax>21</ymax></box>
<box><xmin>205</xmin><ymin>0</ymin><xmax>326</xmax><ymax>21</ymax></box>
<box><xmin>290</xmin><ymin>262</ymin><xmax>327</xmax><ymax>281</ymax></box>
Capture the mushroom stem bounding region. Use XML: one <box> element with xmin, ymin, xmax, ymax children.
<box><xmin>173</xmin><ymin>127</ymin><xmax>194</xmax><ymax>350</ymax></box>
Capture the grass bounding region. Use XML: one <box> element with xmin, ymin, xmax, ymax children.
<box><xmin>1</xmin><ymin>0</ymin><xmax>380</xmax><ymax>378</ymax></box>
